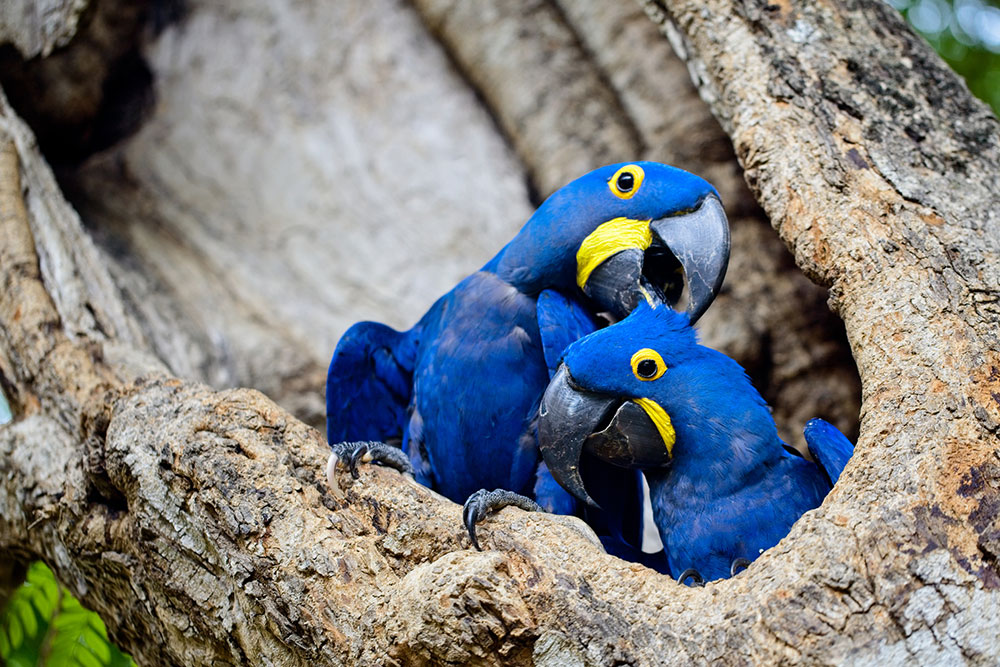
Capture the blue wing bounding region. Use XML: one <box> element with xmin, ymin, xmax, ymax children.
<box><xmin>536</xmin><ymin>289</ymin><xmax>603</xmax><ymax>377</ymax></box>
<box><xmin>404</xmin><ymin>272</ymin><xmax>553</xmax><ymax>501</ymax></box>
<box><xmin>803</xmin><ymin>418</ymin><xmax>855</xmax><ymax>484</ymax></box>
<box><xmin>326</xmin><ymin>321</ymin><xmax>417</xmax><ymax>444</ymax></box>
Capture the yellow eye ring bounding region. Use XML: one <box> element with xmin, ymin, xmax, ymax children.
<box><xmin>631</xmin><ymin>348</ymin><xmax>666</xmax><ymax>381</ymax></box>
<box><xmin>609</xmin><ymin>164</ymin><xmax>645</xmax><ymax>199</ymax></box>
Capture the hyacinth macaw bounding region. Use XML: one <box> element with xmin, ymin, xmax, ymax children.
<box><xmin>325</xmin><ymin>162</ymin><xmax>730</xmax><ymax>552</ymax></box>
<box><xmin>537</xmin><ymin>300</ymin><xmax>854</xmax><ymax>582</ymax></box>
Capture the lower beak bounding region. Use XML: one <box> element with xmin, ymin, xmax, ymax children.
<box><xmin>581</xmin><ymin>247</ymin><xmax>646</xmax><ymax>320</ymax></box>
<box><xmin>538</xmin><ymin>365</ymin><xmax>671</xmax><ymax>508</ymax></box>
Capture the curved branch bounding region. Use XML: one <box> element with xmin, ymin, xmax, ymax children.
<box><xmin>1</xmin><ymin>0</ymin><xmax>999</xmax><ymax>665</ymax></box>
<box><xmin>640</xmin><ymin>0</ymin><xmax>1000</xmax><ymax>655</ymax></box>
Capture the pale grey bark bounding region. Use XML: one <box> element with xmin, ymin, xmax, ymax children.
<box><xmin>38</xmin><ymin>0</ymin><xmax>860</xmax><ymax>447</ymax></box>
<box><xmin>2</xmin><ymin>0</ymin><xmax>998</xmax><ymax>665</ymax></box>
<box><xmin>0</xmin><ymin>0</ymin><xmax>87</xmax><ymax>58</ymax></box>
<box><xmin>64</xmin><ymin>0</ymin><xmax>536</xmax><ymax>427</ymax></box>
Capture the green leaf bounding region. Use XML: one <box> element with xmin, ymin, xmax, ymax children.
<box><xmin>1</xmin><ymin>573</ymin><xmax>48</xmax><ymax>665</ymax></box>
<box><xmin>49</xmin><ymin>631</ymin><xmax>98</xmax><ymax>667</ymax></box>
<box><xmin>8</xmin><ymin>610</ymin><xmax>23</xmax><ymax>649</ymax></box>
<box><xmin>108</xmin><ymin>646</ymin><xmax>136</xmax><ymax>667</ymax></box>
<box><xmin>2</xmin><ymin>561</ymin><xmax>136</xmax><ymax>667</ymax></box>
<box><xmin>26</xmin><ymin>564</ymin><xmax>60</xmax><ymax>621</ymax></box>
<box><xmin>73</xmin><ymin>641</ymin><xmax>104</xmax><ymax>667</ymax></box>
<box><xmin>78</xmin><ymin>653</ymin><xmax>105</xmax><ymax>667</ymax></box>
<box><xmin>82</xmin><ymin>625</ymin><xmax>112</xmax><ymax>663</ymax></box>
<box><xmin>16</xmin><ymin>597</ymin><xmax>38</xmax><ymax>640</ymax></box>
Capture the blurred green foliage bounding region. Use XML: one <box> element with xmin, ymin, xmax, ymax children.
<box><xmin>0</xmin><ymin>562</ymin><xmax>134</xmax><ymax>667</ymax></box>
<box><xmin>893</xmin><ymin>0</ymin><xmax>1000</xmax><ymax>113</ymax></box>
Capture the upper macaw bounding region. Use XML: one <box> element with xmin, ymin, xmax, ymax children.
<box><xmin>325</xmin><ymin>162</ymin><xmax>730</xmax><ymax>554</ymax></box>
<box><xmin>537</xmin><ymin>300</ymin><xmax>854</xmax><ymax>582</ymax></box>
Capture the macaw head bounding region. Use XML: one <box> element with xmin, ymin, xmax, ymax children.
<box><xmin>497</xmin><ymin>162</ymin><xmax>729</xmax><ymax>322</ymax></box>
<box><xmin>537</xmin><ymin>300</ymin><xmax>773</xmax><ymax>507</ymax></box>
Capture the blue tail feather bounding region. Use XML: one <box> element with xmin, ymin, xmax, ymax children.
<box><xmin>803</xmin><ymin>418</ymin><xmax>855</xmax><ymax>485</ymax></box>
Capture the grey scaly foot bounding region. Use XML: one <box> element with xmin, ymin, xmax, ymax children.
<box><xmin>326</xmin><ymin>441</ymin><xmax>413</xmax><ymax>497</ymax></box>
<box><xmin>462</xmin><ymin>488</ymin><xmax>543</xmax><ymax>551</ymax></box>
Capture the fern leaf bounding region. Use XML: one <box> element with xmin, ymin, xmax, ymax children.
<box><xmin>47</xmin><ymin>572</ymin><xmax>136</xmax><ymax>667</ymax></box>
<box><xmin>75</xmin><ymin>649</ymin><xmax>105</xmax><ymax>667</ymax></box>
<box><xmin>26</xmin><ymin>563</ymin><xmax>60</xmax><ymax>620</ymax></box>
<box><xmin>1</xmin><ymin>585</ymin><xmax>45</xmax><ymax>665</ymax></box>
<box><xmin>83</xmin><ymin>623</ymin><xmax>112</xmax><ymax>663</ymax></box>
<box><xmin>3</xmin><ymin>562</ymin><xmax>137</xmax><ymax>667</ymax></box>
<box><xmin>0</xmin><ymin>620</ymin><xmax>10</xmax><ymax>655</ymax></box>
<box><xmin>6</xmin><ymin>654</ymin><xmax>35</xmax><ymax>667</ymax></box>
<box><xmin>17</xmin><ymin>595</ymin><xmax>39</xmax><ymax>640</ymax></box>
<box><xmin>7</xmin><ymin>609</ymin><xmax>24</xmax><ymax>650</ymax></box>
<box><xmin>49</xmin><ymin>630</ymin><xmax>102</xmax><ymax>667</ymax></box>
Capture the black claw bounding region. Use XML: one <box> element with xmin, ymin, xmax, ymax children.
<box><xmin>463</xmin><ymin>491</ymin><xmax>485</xmax><ymax>551</ymax></box>
<box><xmin>348</xmin><ymin>443</ymin><xmax>369</xmax><ymax>479</ymax></box>
<box><xmin>730</xmin><ymin>558</ymin><xmax>751</xmax><ymax>578</ymax></box>
<box><xmin>330</xmin><ymin>440</ymin><xmax>414</xmax><ymax>481</ymax></box>
<box><xmin>461</xmin><ymin>489</ymin><xmax>542</xmax><ymax>551</ymax></box>
<box><xmin>677</xmin><ymin>568</ymin><xmax>705</xmax><ymax>587</ymax></box>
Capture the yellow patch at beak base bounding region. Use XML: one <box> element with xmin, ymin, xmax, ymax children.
<box><xmin>575</xmin><ymin>217</ymin><xmax>652</xmax><ymax>290</ymax></box>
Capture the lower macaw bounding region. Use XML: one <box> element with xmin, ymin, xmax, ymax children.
<box><xmin>325</xmin><ymin>162</ymin><xmax>730</xmax><ymax>558</ymax></box>
<box><xmin>537</xmin><ymin>300</ymin><xmax>854</xmax><ymax>582</ymax></box>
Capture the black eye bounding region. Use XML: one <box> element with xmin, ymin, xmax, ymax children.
<box><xmin>636</xmin><ymin>358</ymin><xmax>658</xmax><ymax>379</ymax></box>
<box><xmin>616</xmin><ymin>172</ymin><xmax>635</xmax><ymax>192</ymax></box>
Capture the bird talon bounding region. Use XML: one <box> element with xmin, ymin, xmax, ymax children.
<box><xmin>325</xmin><ymin>441</ymin><xmax>413</xmax><ymax>497</ymax></box>
<box><xmin>730</xmin><ymin>557</ymin><xmax>751</xmax><ymax>577</ymax></box>
<box><xmin>463</xmin><ymin>491</ymin><xmax>485</xmax><ymax>551</ymax></box>
<box><xmin>461</xmin><ymin>489</ymin><xmax>542</xmax><ymax>551</ymax></box>
<box><xmin>677</xmin><ymin>568</ymin><xmax>705</xmax><ymax>587</ymax></box>
<box><xmin>349</xmin><ymin>444</ymin><xmax>369</xmax><ymax>480</ymax></box>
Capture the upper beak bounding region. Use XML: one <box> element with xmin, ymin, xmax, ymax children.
<box><xmin>650</xmin><ymin>194</ymin><xmax>730</xmax><ymax>323</ymax></box>
<box><xmin>538</xmin><ymin>364</ymin><xmax>672</xmax><ymax>509</ymax></box>
<box><xmin>582</xmin><ymin>194</ymin><xmax>729</xmax><ymax>322</ymax></box>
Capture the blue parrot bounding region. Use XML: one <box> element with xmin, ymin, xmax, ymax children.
<box><xmin>325</xmin><ymin>162</ymin><xmax>730</xmax><ymax>554</ymax></box>
<box><xmin>537</xmin><ymin>300</ymin><xmax>854</xmax><ymax>582</ymax></box>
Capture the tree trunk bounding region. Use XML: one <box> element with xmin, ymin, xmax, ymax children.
<box><xmin>0</xmin><ymin>0</ymin><xmax>87</xmax><ymax>58</ymax></box>
<box><xmin>1</xmin><ymin>0</ymin><xmax>998</xmax><ymax>665</ymax></box>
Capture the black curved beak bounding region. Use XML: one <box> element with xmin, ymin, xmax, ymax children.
<box><xmin>538</xmin><ymin>365</ymin><xmax>671</xmax><ymax>509</ymax></box>
<box><xmin>583</xmin><ymin>194</ymin><xmax>729</xmax><ymax>322</ymax></box>
<box><xmin>650</xmin><ymin>194</ymin><xmax>730</xmax><ymax>323</ymax></box>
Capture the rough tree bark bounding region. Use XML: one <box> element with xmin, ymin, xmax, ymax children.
<box><xmin>1</xmin><ymin>1</ymin><xmax>998</xmax><ymax>666</ymax></box>
<box><xmin>1</xmin><ymin>0</ymin><xmax>860</xmax><ymax>445</ymax></box>
<box><xmin>0</xmin><ymin>0</ymin><xmax>87</xmax><ymax>59</ymax></box>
